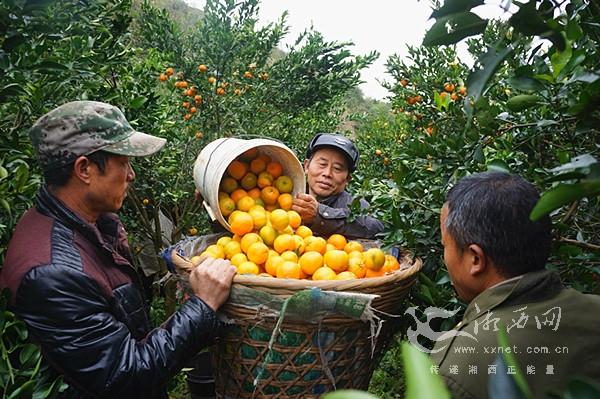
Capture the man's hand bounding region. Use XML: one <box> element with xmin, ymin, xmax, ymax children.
<box><xmin>292</xmin><ymin>193</ymin><xmax>319</xmax><ymax>224</ymax></box>
<box><xmin>189</xmin><ymin>257</ymin><xmax>236</xmax><ymax>311</ymax></box>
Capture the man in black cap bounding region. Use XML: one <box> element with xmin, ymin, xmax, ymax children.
<box><xmin>0</xmin><ymin>101</ymin><xmax>236</xmax><ymax>398</ymax></box>
<box><xmin>292</xmin><ymin>132</ymin><xmax>384</xmax><ymax>239</ymax></box>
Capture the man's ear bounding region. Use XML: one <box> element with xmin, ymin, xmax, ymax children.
<box><xmin>467</xmin><ymin>244</ymin><xmax>487</xmax><ymax>276</ymax></box>
<box><xmin>303</xmin><ymin>158</ymin><xmax>310</xmax><ymax>172</ymax></box>
<box><xmin>346</xmin><ymin>172</ymin><xmax>352</xmax><ymax>182</ymax></box>
<box><xmin>72</xmin><ymin>156</ymin><xmax>93</xmax><ymax>184</ymax></box>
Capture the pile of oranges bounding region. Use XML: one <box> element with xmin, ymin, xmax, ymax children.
<box><xmin>191</xmin><ymin>149</ymin><xmax>401</xmax><ymax>280</ymax></box>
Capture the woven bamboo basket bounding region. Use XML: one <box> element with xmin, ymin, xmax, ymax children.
<box><xmin>206</xmin><ymin>252</ymin><xmax>422</xmax><ymax>398</ymax></box>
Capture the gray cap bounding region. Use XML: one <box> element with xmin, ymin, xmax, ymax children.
<box><xmin>306</xmin><ymin>133</ymin><xmax>359</xmax><ymax>172</ymax></box>
<box><xmin>29</xmin><ymin>101</ymin><xmax>166</xmax><ymax>170</ymax></box>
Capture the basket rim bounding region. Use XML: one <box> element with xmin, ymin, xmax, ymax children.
<box><xmin>231</xmin><ymin>253</ymin><xmax>422</xmax><ymax>291</ymax></box>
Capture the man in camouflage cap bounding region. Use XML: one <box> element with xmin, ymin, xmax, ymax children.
<box><xmin>0</xmin><ymin>101</ymin><xmax>236</xmax><ymax>398</ymax></box>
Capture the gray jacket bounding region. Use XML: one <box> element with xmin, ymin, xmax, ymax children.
<box><xmin>308</xmin><ymin>190</ymin><xmax>384</xmax><ymax>239</ymax></box>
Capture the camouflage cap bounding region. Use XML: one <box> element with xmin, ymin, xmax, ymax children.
<box><xmin>29</xmin><ymin>101</ymin><xmax>167</xmax><ymax>170</ymax></box>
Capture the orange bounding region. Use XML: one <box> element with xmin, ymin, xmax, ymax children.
<box><xmin>312</xmin><ymin>266</ymin><xmax>337</xmax><ymax>280</ymax></box>
<box><xmin>238</xmin><ymin>261</ymin><xmax>259</xmax><ymax>275</ymax></box>
<box><xmin>344</xmin><ymin>241</ymin><xmax>364</xmax><ymax>253</ymax></box>
<box><xmin>443</xmin><ymin>82</ymin><xmax>455</xmax><ymax>93</ymax></box>
<box><xmin>259</xmin><ymin>225</ymin><xmax>277</xmax><ymax>247</ymax></box>
<box><xmin>295</xmin><ymin>225</ymin><xmax>312</xmax><ymax>239</ymax></box>
<box><xmin>230</xmin><ymin>212</ymin><xmax>254</xmax><ymax>236</ymax></box>
<box><xmin>274</xmin><ymin>175</ymin><xmax>293</xmax><ymax>193</ymax></box>
<box><xmin>220</xmin><ymin>177</ymin><xmax>238</xmax><ymax>193</ymax></box>
<box><xmin>227</xmin><ymin>160</ymin><xmax>248</xmax><ymax>180</ymax></box>
<box><xmin>232</xmin><ymin>234</ymin><xmax>242</xmax><ymax>242</ymax></box>
<box><xmin>240</xmin><ymin>172</ymin><xmax>257</xmax><ymax>190</ymax></box>
<box><xmin>240</xmin><ymin>232</ymin><xmax>263</xmax><ymax>253</ymax></box>
<box><xmin>274</xmin><ymin>234</ymin><xmax>296</xmax><ymax>254</ymax></box>
<box><xmin>247</xmin><ymin>242</ymin><xmax>269</xmax><ymax>265</ymax></box>
<box><xmin>323</xmin><ymin>250</ymin><xmax>349</xmax><ymax>273</ymax></box>
<box><xmin>348</xmin><ymin>250</ymin><xmax>363</xmax><ymax>259</ymax></box>
<box><xmin>280</xmin><ymin>251</ymin><xmax>299</xmax><ymax>263</ymax></box>
<box><xmin>218</xmin><ymin>191</ymin><xmax>229</xmax><ymax>201</ymax></box>
<box><xmin>265</xmin><ymin>204</ymin><xmax>278</xmax><ymax>212</ymax></box>
<box><xmin>363</xmin><ymin>248</ymin><xmax>386</xmax><ymax>271</ymax></box>
<box><xmin>254</xmin><ymin>198</ymin><xmax>265</xmax><ymax>207</ymax></box>
<box><xmin>197</xmin><ymin>64</ymin><xmax>208</xmax><ymax>73</ymax></box>
<box><xmin>270</xmin><ymin>209</ymin><xmax>289</xmax><ymax>232</ymax></box>
<box><xmin>250</xmin><ymin>158</ymin><xmax>267</xmax><ymax>174</ymax></box>
<box><xmin>248</xmin><ymin>207</ymin><xmax>267</xmax><ymax>229</ymax></box>
<box><xmin>276</xmin><ymin>261</ymin><xmax>301</xmax><ymax>279</ymax></box>
<box><xmin>230</xmin><ymin>252</ymin><xmax>248</xmax><ymax>267</ymax></box>
<box><xmin>260</xmin><ymin>186</ymin><xmax>279</xmax><ymax>205</ymax></box>
<box><xmin>277</xmin><ymin>193</ymin><xmax>293</xmax><ymax>210</ymax></box>
<box><xmin>257</xmin><ymin>153</ymin><xmax>271</xmax><ymax>165</ymax></box>
<box><xmin>247</xmin><ymin>187</ymin><xmax>261</xmax><ymax>199</ymax></box>
<box><xmin>266</xmin><ymin>161</ymin><xmax>283</xmax><ymax>178</ymax></box>
<box><xmin>230</xmin><ymin>188</ymin><xmax>248</xmax><ymax>204</ymax></box>
<box><xmin>382</xmin><ymin>255</ymin><xmax>400</xmax><ymax>273</ymax></box>
<box><xmin>293</xmin><ymin>235</ymin><xmax>305</xmax><ymax>255</ymax></box>
<box><xmin>298</xmin><ymin>251</ymin><xmax>323</xmax><ymax>275</ymax></box>
<box><xmin>228</xmin><ymin>210</ymin><xmax>243</xmax><ymax>225</ymax></box>
<box><xmin>236</xmin><ymin>196</ymin><xmax>255</xmax><ymax>212</ymax></box>
<box><xmin>265</xmin><ymin>255</ymin><xmax>284</xmax><ymax>276</ymax></box>
<box><xmin>287</xmin><ymin>210</ymin><xmax>301</xmax><ymax>229</ymax></box>
<box><xmin>304</xmin><ymin>236</ymin><xmax>327</xmax><ymax>254</ymax></box>
<box><xmin>240</xmin><ymin>148</ymin><xmax>258</xmax><ymax>161</ymax></box>
<box><xmin>219</xmin><ymin>197</ymin><xmax>236</xmax><ymax>217</ymax></box>
<box><xmin>326</xmin><ymin>243</ymin><xmax>337</xmax><ymax>252</ymax></box>
<box><xmin>204</xmin><ymin>244</ymin><xmax>225</xmax><ymax>259</ymax></box>
<box><xmin>268</xmin><ymin>249</ymin><xmax>279</xmax><ymax>259</ymax></box>
<box><xmin>224</xmin><ymin>240</ymin><xmax>242</xmax><ymax>259</ymax></box>
<box><xmin>257</xmin><ymin>172</ymin><xmax>273</xmax><ymax>189</ymax></box>
<box><xmin>347</xmin><ymin>257</ymin><xmax>366</xmax><ymax>278</ymax></box>
<box><xmin>217</xmin><ymin>236</ymin><xmax>232</xmax><ymax>247</ymax></box>
<box><xmin>336</xmin><ymin>271</ymin><xmax>357</xmax><ymax>280</ymax></box>
<box><xmin>365</xmin><ymin>268</ymin><xmax>386</xmax><ymax>278</ymax></box>
<box><xmin>327</xmin><ymin>234</ymin><xmax>347</xmax><ymax>250</ymax></box>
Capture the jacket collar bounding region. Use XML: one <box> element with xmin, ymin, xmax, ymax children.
<box><xmin>36</xmin><ymin>185</ymin><xmax>122</xmax><ymax>253</ymax></box>
<box><xmin>463</xmin><ymin>269</ymin><xmax>564</xmax><ymax>324</ymax></box>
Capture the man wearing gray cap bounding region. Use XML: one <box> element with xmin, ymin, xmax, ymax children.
<box><xmin>292</xmin><ymin>132</ymin><xmax>384</xmax><ymax>239</ymax></box>
<box><xmin>0</xmin><ymin>101</ymin><xmax>236</xmax><ymax>398</ymax></box>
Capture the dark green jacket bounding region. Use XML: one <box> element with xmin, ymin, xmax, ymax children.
<box><xmin>432</xmin><ymin>269</ymin><xmax>600</xmax><ymax>399</ymax></box>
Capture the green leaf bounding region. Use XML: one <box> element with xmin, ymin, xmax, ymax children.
<box><xmin>550</xmin><ymin>38</ymin><xmax>572</xmax><ymax>79</ymax></box>
<box><xmin>465</xmin><ymin>42</ymin><xmax>514</xmax><ymax>118</ymax></box>
<box><xmin>0</xmin><ymin>83</ymin><xmax>27</xmax><ymax>102</ymax></box>
<box><xmin>130</xmin><ymin>96</ymin><xmax>148</xmax><ymax>110</ymax></box>
<box><xmin>0</xmin><ymin>198</ymin><xmax>10</xmax><ymax>214</ymax></box>
<box><xmin>34</xmin><ymin>60</ymin><xmax>69</xmax><ymax>72</ymax></box>
<box><xmin>506</xmin><ymin>94</ymin><xmax>541</xmax><ymax>112</ymax></box>
<box><xmin>434</xmin><ymin>91</ymin><xmax>451</xmax><ymax>111</ymax></box>
<box><xmin>509</xmin><ymin>2</ymin><xmax>549</xmax><ymax>36</ymax></box>
<box><xmin>430</xmin><ymin>0</ymin><xmax>485</xmax><ymax>18</ymax></box>
<box><xmin>402</xmin><ymin>342</ymin><xmax>451</xmax><ymax>399</ymax></box>
<box><xmin>322</xmin><ymin>390</ymin><xmax>379</xmax><ymax>399</ymax></box>
<box><xmin>562</xmin><ymin>378</ymin><xmax>600</xmax><ymax>398</ymax></box>
<box><xmin>497</xmin><ymin>328</ymin><xmax>534</xmax><ymax>399</ymax></box>
<box><xmin>530</xmin><ymin>181</ymin><xmax>600</xmax><ymax>221</ymax></box>
<box><xmin>506</xmin><ymin>76</ymin><xmax>544</xmax><ymax>92</ymax></box>
<box><xmin>423</xmin><ymin>11</ymin><xmax>488</xmax><ymax>46</ymax></box>
<box><xmin>19</xmin><ymin>344</ymin><xmax>39</xmax><ymax>366</ymax></box>
<box><xmin>566</xmin><ymin>20</ymin><xmax>584</xmax><ymax>41</ymax></box>
<box><xmin>0</xmin><ymin>165</ymin><xmax>8</xmax><ymax>180</ymax></box>
<box><xmin>7</xmin><ymin>380</ymin><xmax>35</xmax><ymax>399</ymax></box>
<box><xmin>487</xmin><ymin>159</ymin><xmax>510</xmax><ymax>173</ymax></box>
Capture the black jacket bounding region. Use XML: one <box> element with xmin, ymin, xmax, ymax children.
<box><xmin>0</xmin><ymin>186</ymin><xmax>221</xmax><ymax>398</ymax></box>
<box><xmin>309</xmin><ymin>190</ymin><xmax>384</xmax><ymax>239</ymax></box>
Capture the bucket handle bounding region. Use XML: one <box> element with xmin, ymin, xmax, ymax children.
<box><xmin>202</xmin><ymin>200</ymin><xmax>217</xmax><ymax>222</ymax></box>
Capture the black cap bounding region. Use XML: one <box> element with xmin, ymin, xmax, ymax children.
<box><xmin>306</xmin><ymin>133</ymin><xmax>359</xmax><ymax>172</ymax></box>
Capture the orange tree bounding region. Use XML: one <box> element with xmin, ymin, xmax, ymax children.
<box><xmin>124</xmin><ymin>0</ymin><xmax>377</xmax><ymax>263</ymax></box>
<box><xmin>353</xmin><ymin>1</ymin><xmax>599</xmax><ymax>397</ymax></box>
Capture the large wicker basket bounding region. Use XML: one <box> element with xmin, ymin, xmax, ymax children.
<box><xmin>210</xmin><ymin>252</ymin><xmax>422</xmax><ymax>398</ymax></box>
